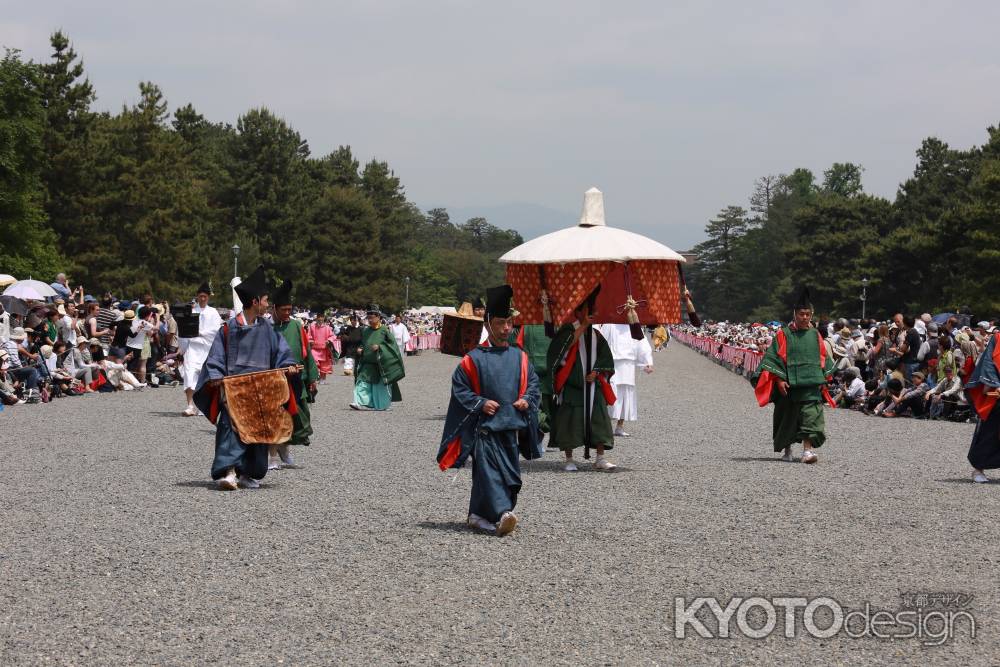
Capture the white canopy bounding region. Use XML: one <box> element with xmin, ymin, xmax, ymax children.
<box><xmin>499</xmin><ymin>187</ymin><xmax>686</xmax><ymax>264</ymax></box>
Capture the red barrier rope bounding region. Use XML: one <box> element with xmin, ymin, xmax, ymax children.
<box><xmin>669</xmin><ymin>329</ymin><xmax>764</xmax><ymax>375</ymax></box>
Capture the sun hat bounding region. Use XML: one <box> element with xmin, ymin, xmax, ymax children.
<box><xmin>9</xmin><ymin>327</ymin><xmax>26</xmax><ymax>341</ymax></box>
<box><xmin>40</xmin><ymin>345</ymin><xmax>54</xmax><ymax>359</ymax></box>
<box><xmin>123</xmin><ymin>310</ymin><xmax>136</xmax><ymax>320</ymax></box>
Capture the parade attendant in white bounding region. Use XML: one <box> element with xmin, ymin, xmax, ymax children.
<box><xmin>180</xmin><ymin>284</ymin><xmax>222</xmax><ymax>416</ymax></box>
<box><xmin>596</xmin><ymin>323</ymin><xmax>654</xmax><ymax>435</ymax></box>
<box><xmin>390</xmin><ymin>316</ymin><xmax>411</xmax><ymax>353</ymax></box>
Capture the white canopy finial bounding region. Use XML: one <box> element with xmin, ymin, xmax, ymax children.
<box><xmin>578</xmin><ymin>187</ymin><xmax>606</xmax><ymax>227</ymax></box>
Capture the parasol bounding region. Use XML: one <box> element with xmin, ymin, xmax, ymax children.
<box><xmin>500</xmin><ymin>188</ymin><xmax>687</xmax><ymax>330</ymax></box>
<box><xmin>3</xmin><ymin>279</ymin><xmax>58</xmax><ymax>301</ymax></box>
<box><xmin>0</xmin><ymin>274</ymin><xmax>16</xmax><ymax>288</ymax></box>
<box><xmin>0</xmin><ymin>295</ymin><xmax>28</xmax><ymax>316</ymax></box>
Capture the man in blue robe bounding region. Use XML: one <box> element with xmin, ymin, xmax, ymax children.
<box><xmin>436</xmin><ymin>284</ymin><xmax>542</xmax><ymax>536</ymax></box>
<box><xmin>193</xmin><ymin>265</ymin><xmax>301</xmax><ymax>490</ymax></box>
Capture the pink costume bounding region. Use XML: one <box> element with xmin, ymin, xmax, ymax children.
<box><xmin>308</xmin><ymin>323</ymin><xmax>335</xmax><ymax>375</ymax></box>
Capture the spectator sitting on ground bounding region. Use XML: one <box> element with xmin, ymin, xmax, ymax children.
<box><xmin>883</xmin><ymin>371</ymin><xmax>930</xmax><ymax>418</ymax></box>
<box><xmin>924</xmin><ymin>366</ymin><xmax>966</xmax><ymax>420</ymax></box>
<box><xmin>834</xmin><ymin>366</ymin><xmax>867</xmax><ymax>409</ymax></box>
<box><xmin>3</xmin><ymin>327</ymin><xmax>43</xmax><ymax>403</ymax></box>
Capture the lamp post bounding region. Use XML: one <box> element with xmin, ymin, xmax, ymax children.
<box><xmin>404</xmin><ymin>276</ymin><xmax>411</xmax><ymax>311</ymax></box>
<box><xmin>232</xmin><ymin>244</ymin><xmax>240</xmax><ymax>279</ymax></box>
<box><xmin>860</xmin><ymin>277</ymin><xmax>869</xmax><ymax>320</ymax></box>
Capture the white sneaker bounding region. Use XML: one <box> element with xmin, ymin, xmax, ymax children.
<box><xmin>267</xmin><ymin>452</ymin><xmax>282</xmax><ymax>471</ymax></box>
<box><xmin>973</xmin><ymin>471</ymin><xmax>990</xmax><ymax>484</ymax></box>
<box><xmin>593</xmin><ymin>456</ymin><xmax>617</xmax><ymax>471</ymax></box>
<box><xmin>217</xmin><ymin>469</ymin><xmax>238</xmax><ymax>491</ymax></box>
<box><xmin>237</xmin><ymin>474</ymin><xmax>260</xmax><ymax>489</ymax></box>
<box><xmin>780</xmin><ymin>449</ymin><xmax>794</xmax><ymax>463</ymax></box>
<box><xmin>467</xmin><ymin>513</ymin><xmax>496</xmax><ymax>532</ymax></box>
<box><xmin>801</xmin><ymin>450</ymin><xmax>818</xmax><ymax>464</ymax></box>
<box><xmin>182</xmin><ymin>405</ymin><xmax>198</xmax><ymax>417</ymax></box>
<box><xmin>349</xmin><ymin>402</ymin><xmax>361</xmax><ymax>410</ymax></box>
<box><xmin>496</xmin><ymin>512</ymin><xmax>518</xmax><ymax>536</ymax></box>
<box><xmin>277</xmin><ymin>444</ymin><xmax>296</xmax><ymax>468</ymax></box>
<box><xmin>563</xmin><ymin>461</ymin><xmax>578</xmax><ymax>472</ymax></box>
<box><xmin>614</xmin><ymin>427</ymin><xmax>630</xmax><ymax>437</ymax></box>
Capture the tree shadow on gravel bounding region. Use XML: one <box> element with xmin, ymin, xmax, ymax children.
<box><xmin>519</xmin><ymin>460</ymin><xmax>635</xmax><ymax>474</ymax></box>
<box><xmin>174</xmin><ymin>480</ymin><xmax>275</xmax><ymax>492</ymax></box>
<box><xmin>730</xmin><ymin>456</ymin><xmax>787</xmax><ymax>463</ymax></box>
<box><xmin>417</xmin><ymin>520</ymin><xmax>478</xmax><ymax>535</ymax></box>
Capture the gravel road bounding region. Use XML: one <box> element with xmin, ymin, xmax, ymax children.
<box><xmin>0</xmin><ymin>344</ymin><xmax>995</xmax><ymax>665</ymax></box>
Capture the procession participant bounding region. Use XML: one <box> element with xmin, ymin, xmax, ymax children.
<box><xmin>751</xmin><ymin>288</ymin><xmax>836</xmax><ymax>464</ymax></box>
<box><xmin>547</xmin><ymin>286</ymin><xmax>618</xmax><ymax>472</ymax></box>
<box><xmin>472</xmin><ymin>298</ymin><xmax>485</xmax><ymax>319</ymax></box>
<box><xmin>339</xmin><ymin>313</ymin><xmax>364</xmax><ymax>376</ymax></box>
<box><xmin>389</xmin><ymin>314</ymin><xmax>412</xmax><ymax>357</ymax></box>
<box><xmin>270</xmin><ymin>278</ymin><xmax>318</xmax><ymax>468</ymax></box>
<box><xmin>180</xmin><ymin>283</ymin><xmax>222</xmax><ymax>416</ymax></box>
<box><xmin>597</xmin><ymin>322</ymin><xmax>654</xmax><ymax>437</ymax></box>
<box><xmin>516</xmin><ymin>324</ymin><xmax>553</xmax><ymax>439</ymax></box>
<box><xmin>307</xmin><ymin>312</ymin><xmax>336</xmax><ymax>383</ymax></box>
<box><xmin>350</xmin><ymin>305</ymin><xmax>405</xmax><ymax>411</ymax></box>
<box><xmin>966</xmin><ymin>328</ymin><xmax>1000</xmax><ymax>483</ymax></box>
<box><xmin>193</xmin><ymin>266</ymin><xmax>301</xmax><ymax>490</ymax></box>
<box><xmin>437</xmin><ymin>284</ymin><xmax>541</xmax><ymax>536</ymax></box>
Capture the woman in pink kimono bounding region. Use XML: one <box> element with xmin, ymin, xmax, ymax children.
<box><xmin>308</xmin><ymin>313</ymin><xmax>336</xmax><ymax>383</ymax></box>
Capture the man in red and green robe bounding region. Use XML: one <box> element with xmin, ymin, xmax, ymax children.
<box><xmin>751</xmin><ymin>291</ymin><xmax>836</xmax><ymax>464</ymax></box>
<box><xmin>966</xmin><ymin>330</ymin><xmax>1000</xmax><ymax>483</ymax></box>
<box><xmin>546</xmin><ymin>287</ymin><xmax>617</xmax><ymax>472</ymax></box>
<box><xmin>272</xmin><ymin>279</ymin><xmax>318</xmax><ymax>468</ymax></box>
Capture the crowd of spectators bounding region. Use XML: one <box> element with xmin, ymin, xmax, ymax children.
<box><xmin>674</xmin><ymin>312</ymin><xmax>999</xmax><ymax>423</ymax></box>
<box><xmin>1</xmin><ymin>274</ymin><xmax>449</xmax><ymax>408</ymax></box>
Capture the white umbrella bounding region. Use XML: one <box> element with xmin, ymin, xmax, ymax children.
<box><xmin>500</xmin><ymin>188</ymin><xmax>687</xmax><ymax>327</ymax></box>
<box><xmin>3</xmin><ymin>279</ymin><xmax>58</xmax><ymax>301</ymax></box>
<box><xmin>0</xmin><ymin>274</ymin><xmax>16</xmax><ymax>288</ymax></box>
<box><xmin>499</xmin><ymin>188</ymin><xmax>686</xmax><ymax>264</ymax></box>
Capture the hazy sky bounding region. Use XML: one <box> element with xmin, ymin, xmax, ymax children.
<box><xmin>5</xmin><ymin>1</ymin><xmax>1000</xmax><ymax>249</ymax></box>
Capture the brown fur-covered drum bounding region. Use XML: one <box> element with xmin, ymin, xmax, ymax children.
<box><xmin>222</xmin><ymin>369</ymin><xmax>294</xmax><ymax>444</ymax></box>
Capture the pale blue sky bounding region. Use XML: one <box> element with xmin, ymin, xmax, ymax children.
<box><xmin>5</xmin><ymin>1</ymin><xmax>999</xmax><ymax>249</ymax></box>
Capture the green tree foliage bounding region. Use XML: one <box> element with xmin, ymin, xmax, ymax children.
<box><xmin>687</xmin><ymin>141</ymin><xmax>999</xmax><ymax>323</ymax></box>
<box><xmin>0</xmin><ymin>49</ymin><xmax>61</xmax><ymax>277</ymax></box>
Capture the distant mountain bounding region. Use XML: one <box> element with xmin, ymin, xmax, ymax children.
<box><xmin>419</xmin><ymin>202</ymin><xmax>576</xmax><ymax>240</ymax></box>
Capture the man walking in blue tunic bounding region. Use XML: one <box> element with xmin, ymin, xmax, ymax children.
<box><xmin>193</xmin><ymin>265</ymin><xmax>302</xmax><ymax>490</ymax></box>
<box><xmin>437</xmin><ymin>284</ymin><xmax>542</xmax><ymax>536</ymax></box>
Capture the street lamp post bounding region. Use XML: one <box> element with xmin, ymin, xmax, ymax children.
<box><xmin>404</xmin><ymin>276</ymin><xmax>411</xmax><ymax>311</ymax></box>
<box><xmin>860</xmin><ymin>277</ymin><xmax>869</xmax><ymax>320</ymax></box>
<box><xmin>232</xmin><ymin>244</ymin><xmax>240</xmax><ymax>279</ymax></box>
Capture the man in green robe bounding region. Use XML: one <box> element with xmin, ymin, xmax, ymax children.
<box><xmin>517</xmin><ymin>324</ymin><xmax>552</xmax><ymax>436</ymax></box>
<box><xmin>751</xmin><ymin>288</ymin><xmax>836</xmax><ymax>464</ymax></box>
<box><xmin>350</xmin><ymin>305</ymin><xmax>405</xmax><ymax>411</ymax></box>
<box><xmin>547</xmin><ymin>287</ymin><xmax>617</xmax><ymax>472</ymax></box>
<box><xmin>271</xmin><ymin>278</ymin><xmax>318</xmax><ymax>468</ymax></box>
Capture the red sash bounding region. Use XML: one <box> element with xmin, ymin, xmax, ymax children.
<box><xmin>438</xmin><ymin>350</ymin><xmax>532</xmax><ymax>471</ymax></box>
<box><xmin>967</xmin><ymin>332</ymin><xmax>1000</xmax><ymax>420</ymax></box>
<box><xmin>755</xmin><ymin>328</ymin><xmax>835</xmax><ymax>408</ymax></box>
<box><xmin>553</xmin><ymin>337</ymin><xmax>616</xmax><ymax>405</ymax></box>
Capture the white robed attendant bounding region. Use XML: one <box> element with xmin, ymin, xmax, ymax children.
<box><xmin>597</xmin><ymin>323</ymin><xmax>653</xmax><ymax>436</ymax></box>
<box><xmin>390</xmin><ymin>320</ymin><xmax>411</xmax><ymax>353</ymax></box>
<box><xmin>180</xmin><ymin>285</ymin><xmax>222</xmax><ymax>416</ymax></box>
